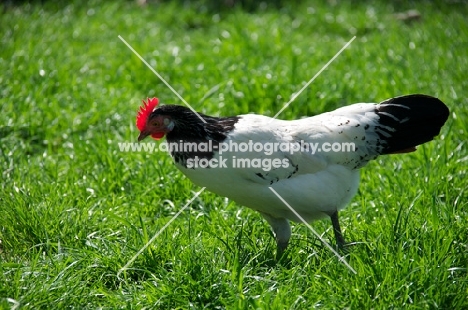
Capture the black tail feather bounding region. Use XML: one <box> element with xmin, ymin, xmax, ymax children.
<box><xmin>376</xmin><ymin>94</ymin><xmax>449</xmax><ymax>154</ymax></box>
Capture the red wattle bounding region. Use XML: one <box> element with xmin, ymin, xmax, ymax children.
<box><xmin>151</xmin><ymin>132</ymin><xmax>165</xmax><ymax>140</ymax></box>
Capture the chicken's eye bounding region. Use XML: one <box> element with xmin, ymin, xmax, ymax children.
<box><xmin>152</xmin><ymin>121</ymin><xmax>159</xmax><ymax>127</ymax></box>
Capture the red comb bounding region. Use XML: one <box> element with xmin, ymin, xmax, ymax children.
<box><xmin>136</xmin><ymin>98</ymin><xmax>159</xmax><ymax>131</ymax></box>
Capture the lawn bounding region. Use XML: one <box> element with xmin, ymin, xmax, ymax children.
<box><xmin>1</xmin><ymin>0</ymin><xmax>467</xmax><ymax>308</ymax></box>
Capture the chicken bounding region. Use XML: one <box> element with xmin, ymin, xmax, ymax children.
<box><xmin>136</xmin><ymin>95</ymin><xmax>449</xmax><ymax>258</ymax></box>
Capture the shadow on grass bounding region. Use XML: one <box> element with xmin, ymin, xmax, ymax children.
<box><xmin>4</xmin><ymin>0</ymin><xmax>467</xmax><ymax>17</ymax></box>
<box><xmin>3</xmin><ymin>0</ymin><xmax>303</xmax><ymax>12</ymax></box>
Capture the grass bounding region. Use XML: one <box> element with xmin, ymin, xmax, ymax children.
<box><xmin>1</xmin><ymin>0</ymin><xmax>467</xmax><ymax>308</ymax></box>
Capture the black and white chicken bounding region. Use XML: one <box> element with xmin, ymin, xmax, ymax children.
<box><xmin>136</xmin><ymin>95</ymin><xmax>449</xmax><ymax>257</ymax></box>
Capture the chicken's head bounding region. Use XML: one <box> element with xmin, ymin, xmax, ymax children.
<box><xmin>136</xmin><ymin>98</ymin><xmax>174</xmax><ymax>141</ymax></box>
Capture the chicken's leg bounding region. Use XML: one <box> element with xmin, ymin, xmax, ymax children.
<box><xmin>260</xmin><ymin>212</ymin><xmax>291</xmax><ymax>260</ymax></box>
<box><xmin>330</xmin><ymin>211</ymin><xmax>346</xmax><ymax>249</ymax></box>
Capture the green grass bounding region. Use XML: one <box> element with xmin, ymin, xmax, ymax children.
<box><xmin>1</xmin><ymin>0</ymin><xmax>467</xmax><ymax>308</ymax></box>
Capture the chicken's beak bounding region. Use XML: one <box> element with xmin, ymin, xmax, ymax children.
<box><xmin>138</xmin><ymin>131</ymin><xmax>150</xmax><ymax>142</ymax></box>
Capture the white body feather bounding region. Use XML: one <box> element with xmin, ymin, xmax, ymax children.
<box><xmin>175</xmin><ymin>103</ymin><xmax>385</xmax><ymax>222</ymax></box>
